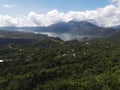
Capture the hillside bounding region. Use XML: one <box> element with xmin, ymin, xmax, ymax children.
<box><xmin>0</xmin><ymin>21</ymin><xmax>118</xmax><ymax>37</ymax></box>
<box><xmin>0</xmin><ymin>32</ymin><xmax>119</xmax><ymax>90</ymax></box>
<box><xmin>112</xmin><ymin>25</ymin><xmax>120</xmax><ymax>29</ymax></box>
<box><xmin>0</xmin><ymin>30</ymin><xmax>63</xmax><ymax>47</ymax></box>
<box><xmin>0</xmin><ymin>30</ymin><xmax>48</xmax><ymax>39</ymax></box>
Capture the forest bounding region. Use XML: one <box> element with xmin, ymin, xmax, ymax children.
<box><xmin>0</xmin><ymin>32</ymin><xmax>119</xmax><ymax>90</ymax></box>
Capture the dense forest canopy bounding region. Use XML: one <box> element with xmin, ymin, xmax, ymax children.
<box><xmin>0</xmin><ymin>31</ymin><xmax>119</xmax><ymax>90</ymax></box>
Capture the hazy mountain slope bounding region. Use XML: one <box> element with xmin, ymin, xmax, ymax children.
<box><xmin>45</xmin><ymin>21</ymin><xmax>118</xmax><ymax>36</ymax></box>
<box><xmin>0</xmin><ymin>30</ymin><xmax>49</xmax><ymax>39</ymax></box>
<box><xmin>0</xmin><ymin>30</ymin><xmax>63</xmax><ymax>47</ymax></box>
<box><xmin>0</xmin><ymin>21</ymin><xmax>118</xmax><ymax>37</ymax></box>
<box><xmin>112</xmin><ymin>25</ymin><xmax>120</xmax><ymax>29</ymax></box>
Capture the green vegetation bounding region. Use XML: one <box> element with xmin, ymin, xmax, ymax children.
<box><xmin>0</xmin><ymin>33</ymin><xmax>119</xmax><ymax>90</ymax></box>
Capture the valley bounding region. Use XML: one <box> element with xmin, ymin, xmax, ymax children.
<box><xmin>0</xmin><ymin>23</ymin><xmax>119</xmax><ymax>89</ymax></box>
<box><xmin>1</xmin><ymin>0</ymin><xmax>120</xmax><ymax>90</ymax></box>
<box><xmin>0</xmin><ymin>21</ymin><xmax>119</xmax><ymax>41</ymax></box>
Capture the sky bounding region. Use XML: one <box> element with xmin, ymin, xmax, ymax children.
<box><xmin>0</xmin><ymin>0</ymin><xmax>120</xmax><ymax>27</ymax></box>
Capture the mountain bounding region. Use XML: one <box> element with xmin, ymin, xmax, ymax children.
<box><xmin>0</xmin><ymin>21</ymin><xmax>119</xmax><ymax>37</ymax></box>
<box><xmin>0</xmin><ymin>23</ymin><xmax>120</xmax><ymax>90</ymax></box>
<box><xmin>0</xmin><ymin>30</ymin><xmax>63</xmax><ymax>47</ymax></box>
<box><xmin>112</xmin><ymin>25</ymin><xmax>120</xmax><ymax>29</ymax></box>
<box><xmin>106</xmin><ymin>30</ymin><xmax>120</xmax><ymax>42</ymax></box>
<box><xmin>0</xmin><ymin>26</ymin><xmax>46</xmax><ymax>32</ymax></box>
<box><xmin>45</xmin><ymin>21</ymin><xmax>98</xmax><ymax>33</ymax></box>
<box><xmin>35</xmin><ymin>21</ymin><xmax>118</xmax><ymax>36</ymax></box>
<box><xmin>0</xmin><ymin>30</ymin><xmax>48</xmax><ymax>39</ymax></box>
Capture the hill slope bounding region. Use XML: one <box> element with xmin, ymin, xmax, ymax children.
<box><xmin>0</xmin><ymin>21</ymin><xmax>118</xmax><ymax>37</ymax></box>
<box><xmin>0</xmin><ymin>33</ymin><xmax>119</xmax><ymax>90</ymax></box>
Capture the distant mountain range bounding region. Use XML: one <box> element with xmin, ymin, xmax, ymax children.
<box><xmin>0</xmin><ymin>20</ymin><xmax>119</xmax><ymax>37</ymax></box>
<box><xmin>112</xmin><ymin>25</ymin><xmax>120</xmax><ymax>29</ymax></box>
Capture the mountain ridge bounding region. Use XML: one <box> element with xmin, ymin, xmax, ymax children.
<box><xmin>0</xmin><ymin>20</ymin><xmax>119</xmax><ymax>37</ymax></box>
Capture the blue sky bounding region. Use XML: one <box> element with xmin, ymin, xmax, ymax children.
<box><xmin>0</xmin><ymin>0</ymin><xmax>110</xmax><ymax>16</ymax></box>
<box><xmin>0</xmin><ymin>0</ymin><xmax>120</xmax><ymax>27</ymax></box>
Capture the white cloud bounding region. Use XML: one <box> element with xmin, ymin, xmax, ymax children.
<box><xmin>111</xmin><ymin>0</ymin><xmax>118</xmax><ymax>3</ymax></box>
<box><xmin>110</xmin><ymin>0</ymin><xmax>120</xmax><ymax>7</ymax></box>
<box><xmin>3</xmin><ymin>4</ymin><xmax>17</xmax><ymax>9</ymax></box>
<box><xmin>0</xmin><ymin>4</ymin><xmax>120</xmax><ymax>27</ymax></box>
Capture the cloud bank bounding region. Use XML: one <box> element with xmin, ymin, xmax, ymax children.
<box><xmin>110</xmin><ymin>0</ymin><xmax>120</xmax><ymax>7</ymax></box>
<box><xmin>0</xmin><ymin>4</ymin><xmax>120</xmax><ymax>27</ymax></box>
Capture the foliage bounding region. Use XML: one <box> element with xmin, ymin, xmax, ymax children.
<box><xmin>0</xmin><ymin>35</ymin><xmax>119</xmax><ymax>90</ymax></box>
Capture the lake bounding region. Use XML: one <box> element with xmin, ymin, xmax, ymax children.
<box><xmin>34</xmin><ymin>32</ymin><xmax>92</xmax><ymax>41</ymax></box>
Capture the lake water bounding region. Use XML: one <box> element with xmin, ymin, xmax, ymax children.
<box><xmin>34</xmin><ymin>32</ymin><xmax>91</xmax><ymax>41</ymax></box>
